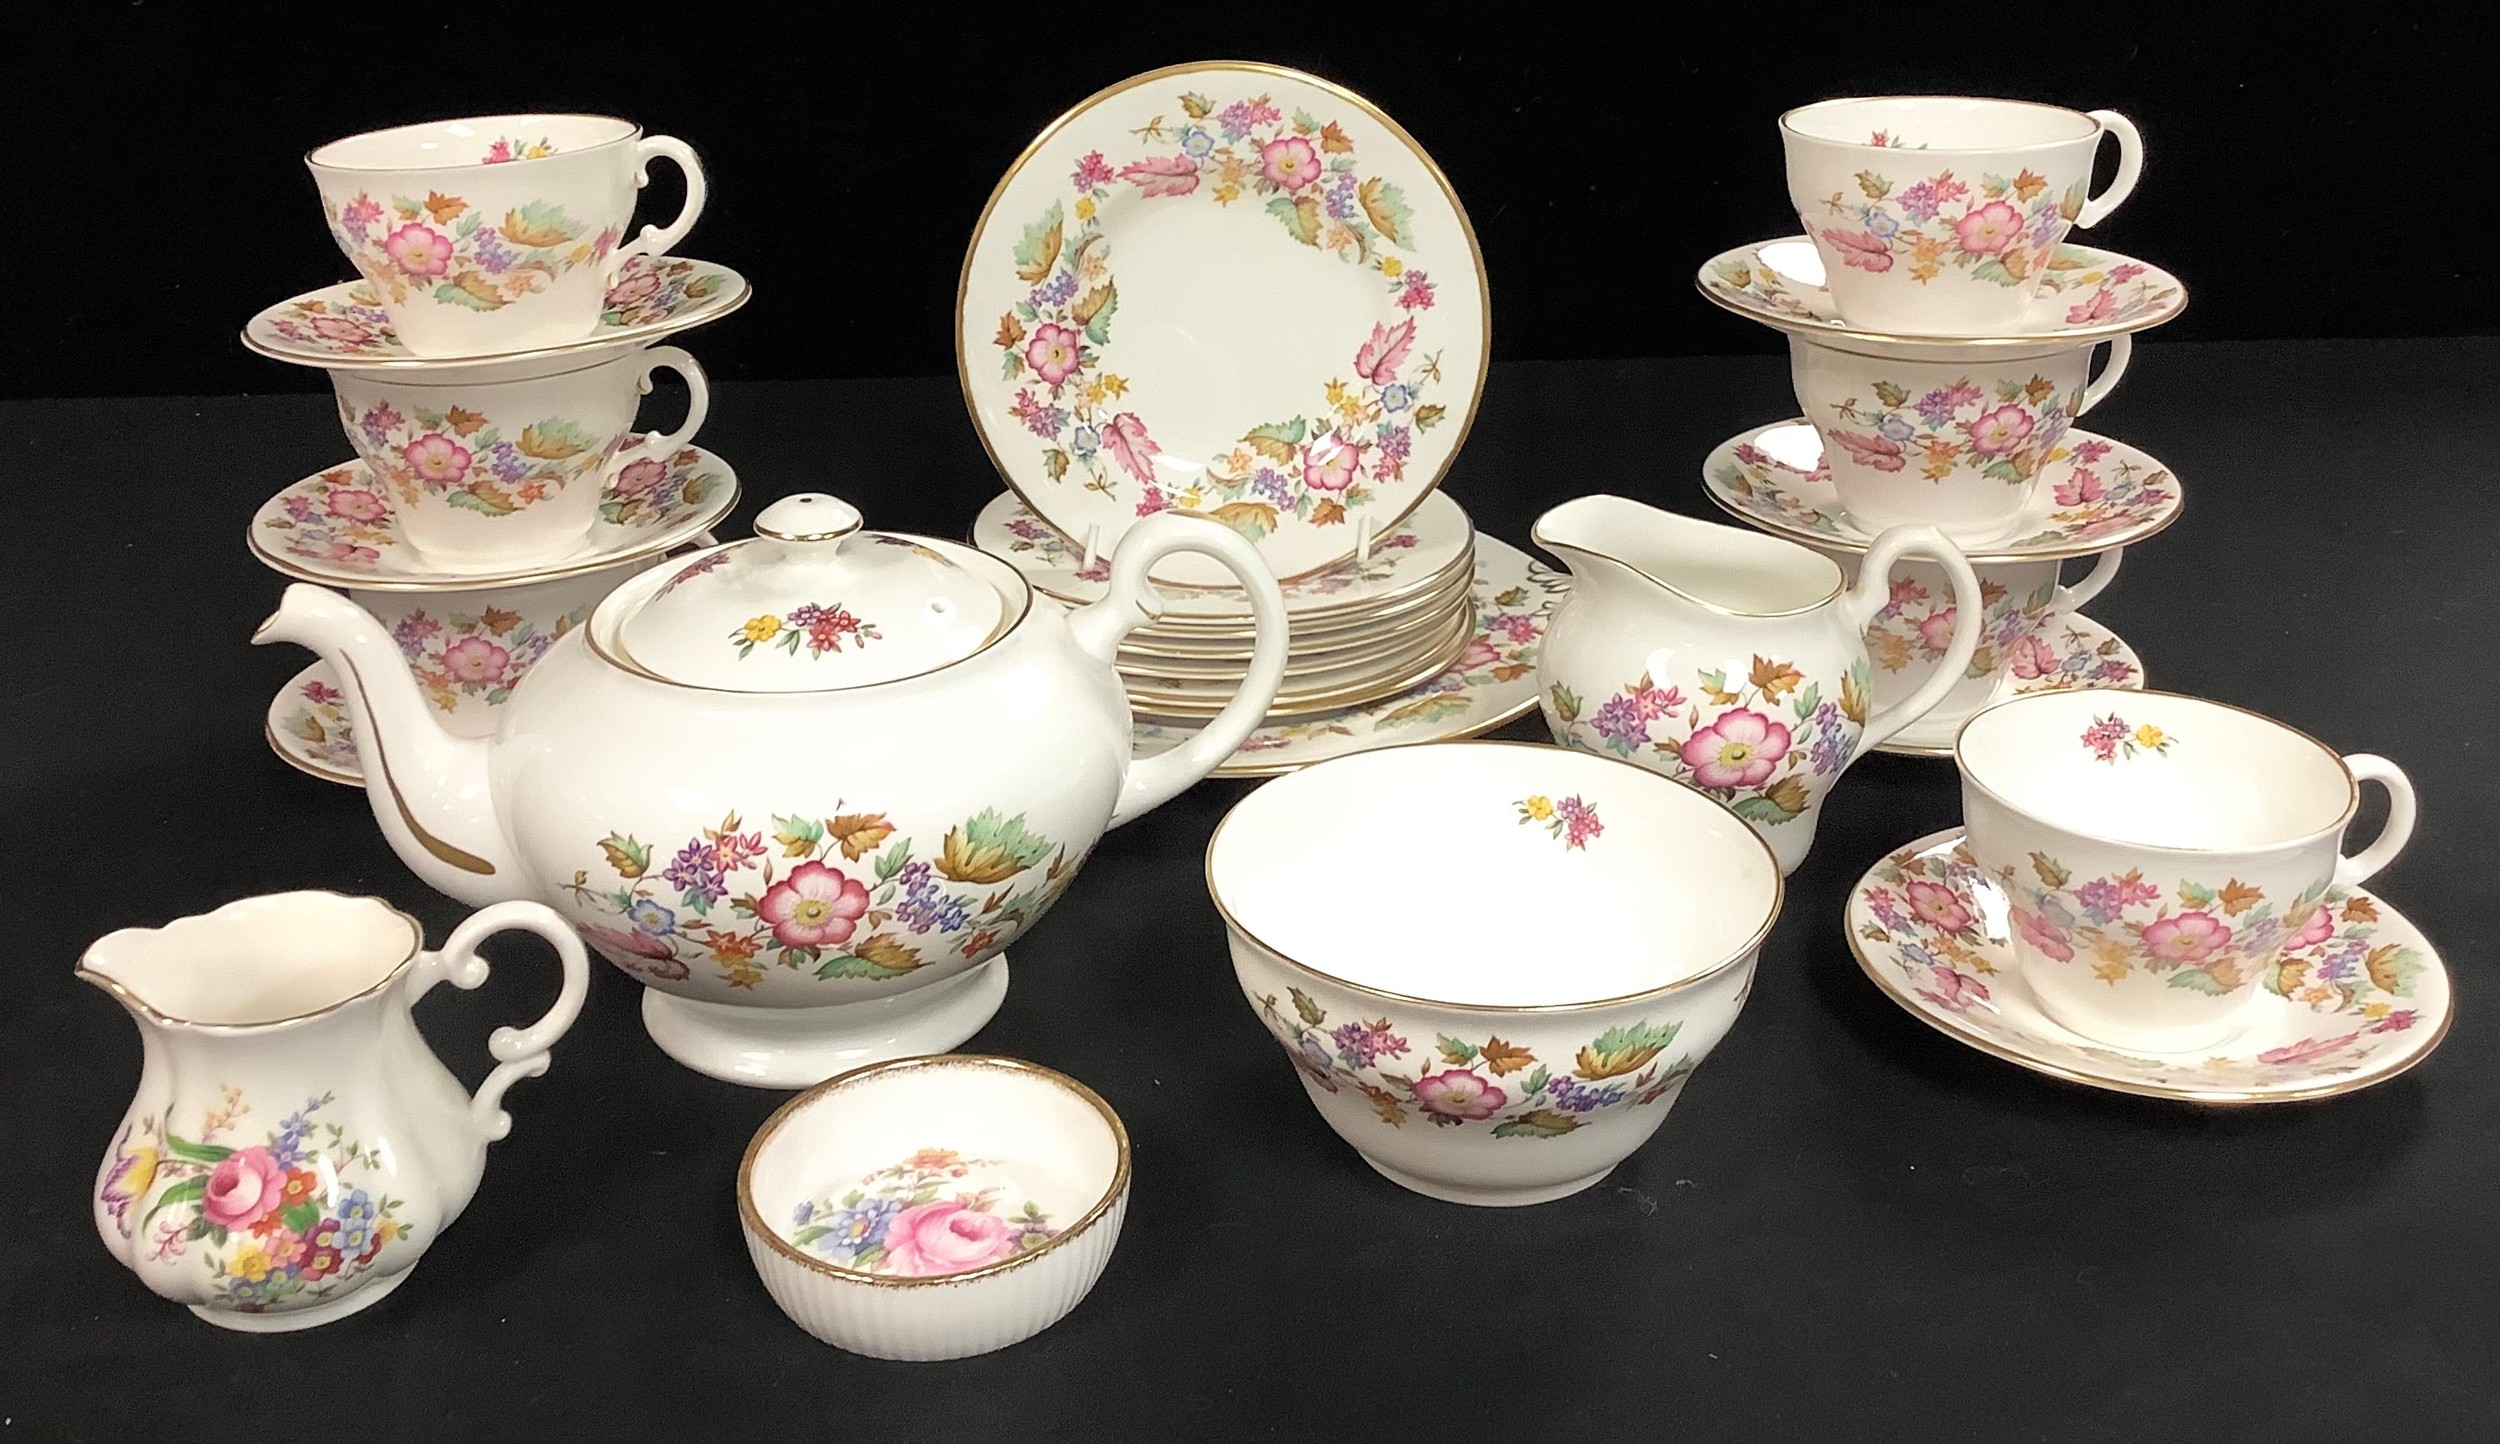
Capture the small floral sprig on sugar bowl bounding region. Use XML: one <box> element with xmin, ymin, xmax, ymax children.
<box><xmin>1258</xmin><ymin>988</ymin><xmax>1696</xmax><ymax>1138</ymax></box>
<box><xmin>788</xmin><ymin>1147</ymin><xmax>1057</xmax><ymax>1278</ymax></box>
<box><xmin>1515</xmin><ymin>793</ymin><xmax>1603</xmax><ymax>850</ymax></box>
<box><xmin>2081</xmin><ymin>713</ymin><xmax>2172</xmax><ymax>763</ymax></box>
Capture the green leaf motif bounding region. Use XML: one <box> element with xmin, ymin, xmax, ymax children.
<box><xmin>874</xmin><ymin>838</ymin><xmax>913</xmax><ymax>883</ymax></box>
<box><xmin>1872</xmin><ymin>380</ymin><xmax>1910</xmax><ymax>408</ymax></box>
<box><xmin>142</xmin><ymin>1175</ymin><xmax>208</xmax><ymax>1226</ymax></box>
<box><xmin>1081</xmin><ymin>283</ymin><xmax>1119</xmax><ymax>347</ymax></box>
<box><xmin>1577</xmin><ymin>1021</ymin><xmax>1682</xmax><ymax>1079</ymax></box>
<box><xmin>2179</xmin><ymin>881</ymin><xmax>2218</xmax><ymax>907</ymax></box>
<box><xmin>1373</xmin><ymin>694</ymin><xmax>1472</xmax><ymax>729</ymax></box>
<box><xmin>792</xmin><ymin>1225</ymin><xmax>830</xmax><ymax>1248</ymax></box>
<box><xmin>816</xmin><ymin>952</ymin><xmax>917</xmax><ymax>981</ymax></box>
<box><xmin>774</xmin><ymin>813</ymin><xmax>826</xmax><ymax>855</ymax></box>
<box><xmin>281</xmin><ymin>1201</ymin><xmax>322</xmax><ymax>1235</ymax></box>
<box><xmin>1969</xmin><ymin>259</ymin><xmax>2020</xmax><ymax>288</ymax></box>
<box><xmin>1266</xmin><ymin>193</ymin><xmax>1321</xmax><ymax>247</ymax></box>
<box><xmin>1490</xmin><ymin>1109</ymin><xmax>1581</xmax><ymax>1139</ymax></box>
<box><xmin>444</xmin><ymin>488</ymin><xmax>515</xmax><ymax>516</ymax></box>
<box><xmin>1412</xmin><ymin>403</ymin><xmax>1447</xmax><ymax>431</ymax></box>
<box><xmin>1548</xmin><ymin>683</ymin><xmax>1582</xmax><ymax>723</ymax></box>
<box><xmin>1012</xmin><ymin>201</ymin><xmax>1064</xmax><ymax>274</ymax></box>
<box><xmin>1358</xmin><ymin>177</ymin><xmax>1415</xmax><ymax>248</ymax></box>
<box><xmin>1791</xmin><ymin>682</ymin><xmax>1821</xmax><ymax>722</ymax></box>
<box><xmin>1520</xmin><ymin>1064</ymin><xmax>1551</xmax><ymax>1098</ymax></box>
<box><xmin>505</xmin><ymin>201</ymin><xmax>583</xmax><ymax>248</ymax></box>
<box><xmin>434</xmin><ymin>281</ymin><xmax>503</xmax><ymax>311</ymax></box>
<box><xmin>1436</xmin><ymin>1036</ymin><xmax>1479</xmax><ymax>1064</ymax></box>
<box><xmin>164</xmin><ymin>1134</ymin><xmax>234</xmax><ymax>1165</ymax></box>
<box><xmin>1731</xmin><ymin>795</ymin><xmax>1803</xmax><ymax>825</ymax></box>
<box><xmin>1289</xmin><ymin>986</ymin><xmax>1327</xmax><ymax>1026</ymax></box>
<box><xmin>938</xmin><ymin>809</ymin><xmax>1058</xmax><ymax>884</ymax></box>
<box><xmin>2166</xmin><ymin>968</ymin><xmax>2237</xmax><ymax>996</ymax></box>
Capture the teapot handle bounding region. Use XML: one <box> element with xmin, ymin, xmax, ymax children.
<box><xmin>408</xmin><ymin>901</ymin><xmax>592</xmax><ymax>1142</ymax></box>
<box><xmin>1843</xmin><ymin>525</ymin><xmax>1985</xmax><ymax>755</ymax></box>
<box><xmin>1067</xmin><ymin>512</ymin><xmax>1289</xmax><ymax>827</ymax></box>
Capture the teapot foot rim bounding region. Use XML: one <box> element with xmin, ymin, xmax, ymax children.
<box><xmin>638</xmin><ymin>955</ymin><xmax>1012</xmax><ymax>1089</ymax></box>
<box><xmin>186</xmin><ymin>1267</ymin><xmax>410</xmax><ymax>1332</ymax></box>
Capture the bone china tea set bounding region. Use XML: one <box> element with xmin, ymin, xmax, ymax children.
<box><xmin>79</xmin><ymin>76</ymin><xmax>2447</xmax><ymax>1361</ymax></box>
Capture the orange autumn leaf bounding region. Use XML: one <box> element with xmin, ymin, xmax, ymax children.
<box><xmin>1748</xmin><ymin>655</ymin><xmax>1805</xmax><ymax>702</ymax></box>
<box><xmin>1478</xmin><ymin>1037</ymin><xmax>1536</xmax><ymax>1076</ymax></box>
<box><xmin>993</xmin><ymin>311</ymin><xmax>1025</xmax><ymax>349</ymax></box>
<box><xmin>444</xmin><ymin>405</ymin><xmax>489</xmax><ymax>437</ymax></box>
<box><xmin>2216</xmin><ymin>880</ymin><xmax>2265</xmax><ymax>917</ymax></box>
<box><xmin>828</xmin><ymin>812</ymin><xmax>896</xmax><ymax>862</ymax></box>
<box><xmin>478</xmin><ymin>607</ymin><xmax>523</xmax><ymax>635</ymax></box>
<box><xmin>423</xmin><ymin>191</ymin><xmax>469</xmax><ymax>224</ymax></box>
<box><xmin>1319</xmin><ymin>120</ymin><xmax>1355</xmax><ymax>154</ymax></box>
<box><xmin>2342</xmin><ymin>896</ymin><xmax>2380</xmax><ymax>923</ymax></box>
<box><xmin>2011</xmin><ymin>169</ymin><xmax>2049</xmax><ymax>202</ymax></box>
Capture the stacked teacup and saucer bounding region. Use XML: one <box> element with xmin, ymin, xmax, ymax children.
<box><xmin>241</xmin><ymin>114</ymin><xmax>747</xmax><ymax>784</ymax></box>
<box><xmin>1695</xmin><ymin>95</ymin><xmax>2184</xmax><ymax>756</ymax></box>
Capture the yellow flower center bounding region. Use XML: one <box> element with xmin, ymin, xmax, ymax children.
<box><xmin>790</xmin><ymin>898</ymin><xmax>831</xmax><ymax>927</ymax></box>
<box><xmin>1718</xmin><ymin>742</ymin><xmax>1755</xmax><ymax>766</ymax></box>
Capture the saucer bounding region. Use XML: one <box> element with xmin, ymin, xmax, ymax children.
<box><xmin>266</xmin><ymin>663</ymin><xmax>361</xmax><ymax>786</ymax></box>
<box><xmin>1134</xmin><ymin>536</ymin><xmax>1564</xmax><ymax>776</ymax></box>
<box><xmin>1876</xmin><ymin>612</ymin><xmax>2144</xmax><ymax>758</ymax></box>
<box><xmin>1703</xmin><ymin>420</ymin><xmax>2181</xmax><ymax>561</ymax></box>
<box><xmin>244</xmin><ymin>256</ymin><xmax>749</xmax><ymax>372</ymax></box>
<box><xmin>975</xmin><ymin>488</ymin><xmax>1475</xmax><ymax>619</ymax></box>
<box><xmin>1696</xmin><ymin>237</ymin><xmax>2184</xmax><ymax>359</ymax></box>
<box><xmin>1848</xmin><ymin>830</ymin><xmax>2451</xmax><ymax>1104</ymax></box>
<box><xmin>958</xmin><ymin>61</ymin><xmax>1488</xmax><ymax>587</ymax></box>
<box><xmin>249</xmin><ymin>445</ymin><xmax>737</xmax><ymax>590</ymax></box>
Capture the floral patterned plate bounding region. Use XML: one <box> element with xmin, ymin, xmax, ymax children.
<box><xmin>1696</xmin><ymin>237</ymin><xmax>2184</xmax><ymax>359</ymax></box>
<box><xmin>1877</xmin><ymin>612</ymin><xmax>2143</xmax><ymax>758</ymax></box>
<box><xmin>1135</xmin><ymin>535</ymin><xmax>1563</xmax><ymax>776</ymax></box>
<box><xmin>1848</xmin><ymin>830</ymin><xmax>2451</xmax><ymax>1104</ymax></box>
<box><xmin>243</xmin><ymin>256</ymin><xmax>749</xmax><ymax>372</ymax></box>
<box><xmin>958</xmin><ymin>62</ymin><xmax>1488</xmax><ymax>588</ymax></box>
<box><xmin>265</xmin><ymin>663</ymin><xmax>363</xmax><ymax>786</ymax></box>
<box><xmin>973</xmin><ymin>488</ymin><xmax>1475</xmax><ymax>620</ymax></box>
<box><xmin>1703</xmin><ymin>421</ymin><xmax>2181</xmax><ymax>562</ymax></box>
<box><xmin>248</xmin><ymin>445</ymin><xmax>737</xmax><ymax>590</ymax></box>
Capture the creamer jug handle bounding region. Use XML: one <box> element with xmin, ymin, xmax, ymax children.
<box><xmin>408</xmin><ymin>902</ymin><xmax>592</xmax><ymax>1142</ymax></box>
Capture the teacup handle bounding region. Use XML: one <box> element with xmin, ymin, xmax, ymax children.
<box><xmin>2078</xmin><ymin>336</ymin><xmax>2132</xmax><ymax>415</ymax></box>
<box><xmin>1845</xmin><ymin>525</ymin><xmax>1984</xmax><ymax>754</ymax></box>
<box><xmin>407</xmin><ymin>901</ymin><xmax>591</xmax><ymax>1143</ymax></box>
<box><xmin>1066</xmin><ymin>513</ymin><xmax>1288</xmax><ymax>828</ymax></box>
<box><xmin>2332</xmin><ymin>755</ymin><xmax>2418</xmax><ymax>887</ymax></box>
<box><xmin>610</xmin><ymin>345</ymin><xmax>710</xmax><ymax>473</ymax></box>
<box><xmin>2057</xmin><ymin>547</ymin><xmax>2123</xmax><ymax>610</ymax></box>
<box><xmin>2076</xmin><ymin>111</ymin><xmax>2144</xmax><ymax>227</ymax></box>
<box><xmin>605</xmin><ymin>135</ymin><xmax>708</xmax><ymax>277</ymax></box>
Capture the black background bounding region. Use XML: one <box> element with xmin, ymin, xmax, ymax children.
<box><xmin>4</xmin><ymin>8</ymin><xmax>2498</xmax><ymax>1442</ymax></box>
<box><xmin>3</xmin><ymin>8</ymin><xmax>2492</xmax><ymax>400</ymax></box>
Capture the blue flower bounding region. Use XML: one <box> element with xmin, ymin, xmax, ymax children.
<box><xmin>792</xmin><ymin>1199</ymin><xmax>816</xmax><ymax>1227</ymax></box>
<box><xmin>1877</xmin><ymin>414</ymin><xmax>1916</xmax><ymax>443</ymax></box>
<box><xmin>627</xmin><ymin>898</ymin><xmax>677</xmax><ymax>936</ymax></box>
<box><xmin>1548</xmin><ymin>1075</ymin><xmax>1628</xmax><ymax>1113</ymax></box>
<box><xmin>1071</xmin><ymin>425</ymin><xmax>1100</xmax><ymax>458</ymax></box>
<box><xmin>821</xmin><ymin>1196</ymin><xmax>904</xmax><ymax>1259</ymax></box>
<box><xmin>1864</xmin><ymin>210</ymin><xmax>1901</xmax><ymax>239</ymax></box>
<box><xmin>1180</xmin><ymin>127</ymin><xmax>1214</xmax><ymax>158</ymax></box>
<box><xmin>1379</xmin><ymin>384</ymin><xmax>1412</xmax><ymax>413</ymax></box>
<box><xmin>339</xmin><ymin>1189</ymin><xmax>376</xmax><ymax>1226</ymax></box>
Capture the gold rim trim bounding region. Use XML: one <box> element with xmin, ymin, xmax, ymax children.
<box><xmin>1846</xmin><ymin>829</ymin><xmax>2452</xmax><ymax>1104</ymax></box>
<box><xmin>1700</xmin><ymin>425</ymin><xmax>2184</xmax><ymax>564</ymax></box>
<box><xmin>952</xmin><ymin>59</ymin><xmax>1491</xmax><ymax>587</ymax></box>
<box><xmin>1779</xmin><ymin>96</ymin><xmax>2105</xmax><ymax>154</ymax></box>
<box><xmin>306</xmin><ymin>113</ymin><xmax>641</xmax><ymax>171</ymax></box>
<box><xmin>1204</xmin><ymin>739</ymin><xmax>1786</xmax><ymax>1013</ymax></box>
<box><xmin>241</xmin><ymin>265</ymin><xmax>750</xmax><ymax>373</ymax></box>
<box><xmin>1203</xmin><ymin>688</ymin><xmax>1543</xmax><ymax>778</ymax></box>
<box><xmin>1952</xmin><ymin>688</ymin><xmax>2365</xmax><ymax>856</ymax></box>
<box><xmin>77</xmin><ymin>891</ymin><xmax>426</xmax><ymax>1031</ymax></box>
<box><xmin>1005</xmin><ymin>509</ymin><xmax>1481</xmax><ymax>621</ymax></box>
<box><xmin>1127</xmin><ymin>606</ymin><xmax>1471</xmax><ymax>720</ymax></box>
<box><xmin>1694</xmin><ymin>239</ymin><xmax>2186</xmax><ymax>351</ymax></box>
<box><xmin>1532</xmin><ymin>499</ymin><xmax>1843</xmax><ymax>621</ymax></box>
<box><xmin>1119</xmin><ymin>586</ymin><xmax>1471</xmax><ymax>671</ymax></box>
<box><xmin>587</xmin><ymin>534</ymin><xmax>1038</xmax><ymax>696</ymax></box>
<box><xmin>263</xmin><ymin>718</ymin><xmax>364</xmax><ymax>788</ymax></box>
<box><xmin>245</xmin><ymin>466</ymin><xmax>740</xmax><ymax>592</ymax></box>
<box><xmin>339</xmin><ymin>655</ymin><xmax>498</xmax><ymax>875</ymax></box>
<box><xmin>737</xmin><ymin>1054</ymin><xmax>1132</xmax><ymax>1289</ymax></box>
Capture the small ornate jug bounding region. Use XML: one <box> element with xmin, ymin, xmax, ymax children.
<box><xmin>1534</xmin><ymin>496</ymin><xmax>1982</xmax><ymax>874</ymax></box>
<box><xmin>83</xmin><ymin>892</ymin><xmax>588</xmax><ymax>1331</ymax></box>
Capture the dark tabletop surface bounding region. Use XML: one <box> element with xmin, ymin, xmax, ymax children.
<box><xmin>4</xmin><ymin>340</ymin><xmax>2494</xmax><ymax>1441</ymax></box>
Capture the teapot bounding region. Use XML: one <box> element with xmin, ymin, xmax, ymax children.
<box><xmin>1532</xmin><ymin>495</ymin><xmax>1981</xmax><ymax>874</ymax></box>
<box><xmin>84</xmin><ymin>891</ymin><xmax>588</xmax><ymax>1331</ymax></box>
<box><xmin>256</xmin><ymin>493</ymin><xmax>1288</xmax><ymax>1087</ymax></box>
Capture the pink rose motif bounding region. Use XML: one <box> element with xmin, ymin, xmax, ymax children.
<box><xmin>1259</xmin><ymin>135</ymin><xmax>1320</xmax><ymax>191</ymax></box>
<box><xmin>1916</xmin><ymin>607</ymin><xmax>1959</xmax><ymax>656</ymax></box>
<box><xmin>1916</xmin><ymin>966</ymin><xmax>1990</xmax><ymax>1012</ymax></box>
<box><xmin>1905</xmin><ymin>879</ymin><xmax>1974</xmax><ymax>935</ymax></box>
<box><xmin>1678</xmin><ymin>708</ymin><xmax>1791</xmax><ymax>789</ymax></box>
<box><xmin>879</xmin><ymin>1201</ymin><xmax>1022</xmax><ymax>1277</ymax></box>
<box><xmin>382</xmin><ymin>222</ymin><xmax>454</xmax><ymax>278</ymax></box>
<box><xmin>581</xmin><ymin>925</ymin><xmax>691</xmax><ymax>981</ymax></box>
<box><xmin>324</xmin><ymin>540</ymin><xmax>380</xmax><ymax>565</ymax></box>
<box><xmin>1964</xmin><ymin>405</ymin><xmax>2036</xmax><ymax>457</ymax></box>
<box><xmin>1301</xmin><ymin>436</ymin><xmax>1360</xmax><ymax>492</ymax></box>
<box><xmin>202</xmin><ymin>1146</ymin><xmax>286</xmax><ymax>1230</ymax></box>
<box><xmin>1451</xmin><ymin>638</ymin><xmax>1502</xmax><ymax>673</ymax></box>
<box><xmin>2005</xmin><ymin>634</ymin><xmax>2061</xmax><ymax>681</ymax></box>
<box><xmin>756</xmin><ymin>860</ymin><xmax>869</xmax><ymax>950</ymax></box>
<box><xmin>2259</xmin><ymin>1030</ymin><xmax>2363</xmax><ymax>1067</ymax></box>
<box><xmin>1024</xmin><ymin>323</ymin><xmax>1083</xmax><ymax>387</ymax></box>
<box><xmin>1829</xmin><ymin>430</ymin><xmax>1906</xmax><ymax>473</ymax></box>
<box><xmin>2285</xmin><ymin>905</ymin><xmax>2335</xmax><ymax>951</ymax></box>
<box><xmin>606</xmin><ymin>269</ymin><xmax>661</xmax><ymax>308</ymax></box>
<box><xmin>1820</xmin><ymin>227</ymin><xmax>1894</xmax><ymax>273</ymax></box>
<box><xmin>310</xmin><ymin>315</ymin><xmax>377</xmax><ymax>344</ymax></box>
<box><xmin>326</xmin><ymin>488</ymin><xmax>389</xmax><ymax>523</ymax></box>
<box><xmin>402</xmin><ymin>433</ymin><xmax>473</xmax><ymax>485</ymax></box>
<box><xmin>2066</xmin><ymin>288</ymin><xmax>2118</xmax><ymax>326</ymax></box>
<box><xmin>613</xmin><ymin>457</ymin><xmax>668</xmax><ymax>498</ymax></box>
<box><xmin>2053</xmin><ymin>468</ymin><xmax>2105</xmax><ymax>507</ymax></box>
<box><xmin>302</xmin><ymin>680</ymin><xmax>344</xmax><ymax>705</ymax></box>
<box><xmin>1412</xmin><ymin>1068</ymin><xmax>1505</xmax><ymax>1121</ymax></box>
<box><xmin>2012</xmin><ymin>907</ymin><xmax>2075</xmax><ymax>962</ymax></box>
<box><xmin>2142</xmin><ymin>911</ymin><xmax>2233</xmax><ymax>965</ymax></box>
<box><xmin>441</xmin><ymin>636</ymin><xmax>511</xmax><ymax>685</ymax></box>
<box><xmin>1953</xmin><ymin>201</ymin><xmax>2024</xmax><ymax>256</ymax></box>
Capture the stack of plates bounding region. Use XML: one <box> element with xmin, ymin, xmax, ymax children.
<box><xmin>973</xmin><ymin>491</ymin><xmax>1480</xmax><ymax>723</ymax></box>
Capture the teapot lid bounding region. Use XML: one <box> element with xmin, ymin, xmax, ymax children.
<box><xmin>615</xmin><ymin>493</ymin><xmax>1009</xmax><ymax>691</ymax></box>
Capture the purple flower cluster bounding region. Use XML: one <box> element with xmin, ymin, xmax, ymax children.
<box><xmin>271</xmin><ymin>1099</ymin><xmax>321</xmax><ymax>1169</ymax></box>
<box><xmin>1807</xmin><ymin>700</ymin><xmax>1851</xmax><ymax>776</ymax></box>
<box><xmin>1548</xmin><ymin>1075</ymin><xmax>1628</xmax><ymax>1114</ymax></box>
<box><xmin>1589</xmin><ymin>692</ymin><xmax>1650</xmax><ymax>752</ymax></box>
<box><xmin>2312</xmin><ymin>937</ymin><xmax>2366</xmax><ymax>983</ymax></box>
<box><xmin>2072</xmin><ymin>877</ymin><xmax>2124</xmax><ymax>925</ymax></box>
<box><xmin>1325</xmin><ymin>172</ymin><xmax>1358</xmax><ymax>219</ymax></box>
<box><xmin>473</xmin><ymin>228</ymin><xmax>515</xmax><ymax>275</ymax></box>
<box><xmin>1024</xmin><ymin>402</ymin><xmax>1070</xmax><ymax>439</ymax></box>
<box><xmin>1375</xmin><ymin>423</ymin><xmax>1412</xmax><ymax>462</ymax></box>
<box><xmin>484</xmin><ymin>440</ymin><xmax>530</xmax><ymax>483</ymax></box>
<box><xmin>389</xmin><ymin>614</ymin><xmax>441</xmax><ymax>654</ymax></box>
<box><xmin>1898</xmin><ymin>181</ymin><xmax>1943</xmax><ymax>222</ymax></box>
<box><xmin>1216</xmin><ymin>98</ymin><xmax>1280</xmax><ymax>139</ymax></box>
<box><xmin>893</xmin><ymin>860</ymin><xmax>971</xmax><ymax>936</ymax></box>
<box><xmin>357</xmin><ymin>403</ymin><xmax>405</xmax><ymax>448</ymax></box>
<box><xmin>1916</xmin><ymin>382</ymin><xmax>1983</xmax><ymax>427</ymax></box>
<box><xmin>1029</xmin><ymin>271</ymin><xmax>1079</xmax><ymax>308</ymax></box>
<box><xmin>664</xmin><ymin>837</ymin><xmax>729</xmax><ymax>904</ymax></box>
<box><xmin>1330</xmin><ymin>1019</ymin><xmax>1411</xmax><ymax>1069</ymax></box>
<box><xmin>1251</xmin><ymin>467</ymin><xmax>1293</xmax><ymax>505</ymax></box>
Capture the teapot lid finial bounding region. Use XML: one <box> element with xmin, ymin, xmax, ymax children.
<box><xmin>611</xmin><ymin>492</ymin><xmax>1010</xmax><ymax>692</ymax></box>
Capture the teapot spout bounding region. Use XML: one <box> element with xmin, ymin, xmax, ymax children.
<box><xmin>253</xmin><ymin>584</ymin><xmax>523</xmax><ymax>907</ymax></box>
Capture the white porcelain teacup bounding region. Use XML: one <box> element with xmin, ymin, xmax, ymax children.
<box><xmin>1782</xmin><ymin>96</ymin><xmax>2142</xmax><ymax>334</ymax></box>
<box><xmin>1207</xmin><ymin>741</ymin><xmax>1781</xmax><ymax>1207</ymax></box>
<box><xmin>1828</xmin><ymin>545</ymin><xmax>2123</xmax><ymax>738</ymax></box>
<box><xmin>1957</xmin><ymin>690</ymin><xmax>2417</xmax><ymax>1054</ymax></box>
<box><xmin>330</xmin><ymin>345</ymin><xmax>708</xmax><ymax>567</ymax></box>
<box><xmin>307</xmin><ymin>114</ymin><xmax>707</xmax><ymax>356</ymax></box>
<box><xmin>1790</xmin><ymin>335</ymin><xmax>2130</xmax><ymax>541</ymax></box>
